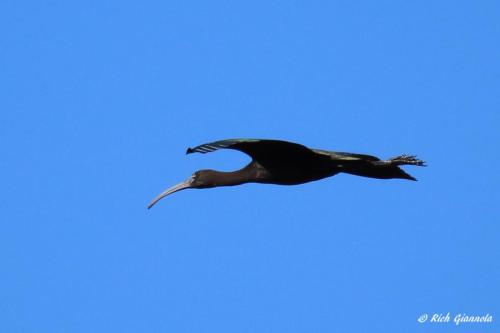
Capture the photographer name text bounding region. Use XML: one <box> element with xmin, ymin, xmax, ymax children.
<box><xmin>418</xmin><ymin>312</ymin><xmax>493</xmax><ymax>325</ymax></box>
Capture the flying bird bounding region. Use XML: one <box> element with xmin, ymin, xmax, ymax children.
<box><xmin>148</xmin><ymin>138</ymin><xmax>426</xmax><ymax>208</ymax></box>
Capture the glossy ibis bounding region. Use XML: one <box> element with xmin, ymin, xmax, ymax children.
<box><xmin>148</xmin><ymin>138</ymin><xmax>426</xmax><ymax>208</ymax></box>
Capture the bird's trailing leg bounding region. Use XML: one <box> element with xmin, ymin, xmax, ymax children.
<box><xmin>371</xmin><ymin>154</ymin><xmax>426</xmax><ymax>167</ymax></box>
<box><xmin>385</xmin><ymin>154</ymin><xmax>426</xmax><ymax>167</ymax></box>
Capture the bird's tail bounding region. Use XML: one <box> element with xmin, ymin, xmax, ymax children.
<box><xmin>389</xmin><ymin>167</ymin><xmax>417</xmax><ymax>181</ymax></box>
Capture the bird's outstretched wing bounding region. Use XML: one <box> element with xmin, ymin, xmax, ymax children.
<box><xmin>186</xmin><ymin>139</ymin><xmax>386</xmax><ymax>166</ymax></box>
<box><xmin>186</xmin><ymin>138</ymin><xmax>321</xmax><ymax>168</ymax></box>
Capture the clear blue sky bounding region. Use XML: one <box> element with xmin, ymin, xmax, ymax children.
<box><xmin>1</xmin><ymin>0</ymin><xmax>499</xmax><ymax>332</ymax></box>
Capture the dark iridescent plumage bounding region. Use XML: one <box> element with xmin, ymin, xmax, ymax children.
<box><xmin>148</xmin><ymin>139</ymin><xmax>426</xmax><ymax>208</ymax></box>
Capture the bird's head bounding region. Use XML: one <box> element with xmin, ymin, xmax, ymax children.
<box><xmin>147</xmin><ymin>170</ymin><xmax>217</xmax><ymax>209</ymax></box>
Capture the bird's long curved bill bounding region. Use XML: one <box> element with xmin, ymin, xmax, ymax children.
<box><xmin>148</xmin><ymin>177</ymin><xmax>193</xmax><ymax>209</ymax></box>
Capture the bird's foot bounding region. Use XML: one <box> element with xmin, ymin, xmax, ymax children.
<box><xmin>389</xmin><ymin>154</ymin><xmax>427</xmax><ymax>166</ymax></box>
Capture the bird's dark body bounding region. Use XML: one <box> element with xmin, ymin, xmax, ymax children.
<box><xmin>148</xmin><ymin>138</ymin><xmax>426</xmax><ymax>208</ymax></box>
<box><xmin>221</xmin><ymin>141</ymin><xmax>337</xmax><ymax>185</ymax></box>
<box><xmin>240</xmin><ymin>159</ymin><xmax>339</xmax><ymax>186</ymax></box>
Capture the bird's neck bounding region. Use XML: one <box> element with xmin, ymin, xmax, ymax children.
<box><xmin>208</xmin><ymin>161</ymin><xmax>269</xmax><ymax>187</ymax></box>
